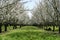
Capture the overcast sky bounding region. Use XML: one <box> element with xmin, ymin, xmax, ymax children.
<box><xmin>23</xmin><ymin>0</ymin><xmax>40</xmax><ymax>10</ymax></box>
<box><xmin>22</xmin><ymin>0</ymin><xmax>40</xmax><ymax>19</ymax></box>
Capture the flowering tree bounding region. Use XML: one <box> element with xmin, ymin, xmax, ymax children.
<box><xmin>0</xmin><ymin>0</ymin><xmax>25</xmax><ymax>32</ymax></box>
<box><xmin>32</xmin><ymin>0</ymin><xmax>60</xmax><ymax>33</ymax></box>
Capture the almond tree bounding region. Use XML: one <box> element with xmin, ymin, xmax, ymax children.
<box><xmin>0</xmin><ymin>0</ymin><xmax>25</xmax><ymax>32</ymax></box>
<box><xmin>32</xmin><ymin>1</ymin><xmax>48</xmax><ymax>27</ymax></box>
<box><xmin>33</xmin><ymin>0</ymin><xmax>60</xmax><ymax>33</ymax></box>
<box><xmin>48</xmin><ymin>0</ymin><xmax>60</xmax><ymax>33</ymax></box>
<box><xmin>43</xmin><ymin>0</ymin><xmax>55</xmax><ymax>31</ymax></box>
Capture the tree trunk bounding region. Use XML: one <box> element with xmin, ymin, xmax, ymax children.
<box><xmin>0</xmin><ymin>26</ymin><xmax>2</xmax><ymax>33</ymax></box>
<box><xmin>59</xmin><ymin>26</ymin><xmax>60</xmax><ymax>33</ymax></box>
<box><xmin>20</xmin><ymin>25</ymin><xmax>21</xmax><ymax>28</ymax></box>
<box><xmin>13</xmin><ymin>25</ymin><xmax>17</xmax><ymax>29</ymax></box>
<box><xmin>5</xmin><ymin>25</ymin><xmax>7</xmax><ymax>31</ymax></box>
<box><xmin>53</xmin><ymin>26</ymin><xmax>55</xmax><ymax>32</ymax></box>
<box><xmin>15</xmin><ymin>26</ymin><xmax>17</xmax><ymax>29</ymax></box>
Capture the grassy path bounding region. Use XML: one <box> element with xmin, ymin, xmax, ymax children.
<box><xmin>0</xmin><ymin>26</ymin><xmax>60</xmax><ymax>40</ymax></box>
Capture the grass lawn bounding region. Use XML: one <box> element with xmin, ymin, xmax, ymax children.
<box><xmin>0</xmin><ymin>26</ymin><xmax>60</xmax><ymax>40</ymax></box>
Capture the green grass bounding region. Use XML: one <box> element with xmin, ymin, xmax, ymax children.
<box><xmin>20</xmin><ymin>26</ymin><xmax>40</xmax><ymax>30</ymax></box>
<box><xmin>0</xmin><ymin>26</ymin><xmax>60</xmax><ymax>40</ymax></box>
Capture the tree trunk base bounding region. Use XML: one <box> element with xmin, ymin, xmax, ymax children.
<box><xmin>0</xmin><ymin>26</ymin><xmax>2</xmax><ymax>33</ymax></box>
<box><xmin>5</xmin><ymin>25</ymin><xmax>8</xmax><ymax>32</ymax></box>
<box><xmin>59</xmin><ymin>26</ymin><xmax>60</xmax><ymax>33</ymax></box>
<box><xmin>53</xmin><ymin>26</ymin><xmax>55</xmax><ymax>32</ymax></box>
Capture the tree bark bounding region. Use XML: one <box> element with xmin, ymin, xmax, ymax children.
<box><xmin>53</xmin><ymin>26</ymin><xmax>55</xmax><ymax>32</ymax></box>
<box><xmin>0</xmin><ymin>26</ymin><xmax>2</xmax><ymax>33</ymax></box>
<box><xmin>13</xmin><ymin>25</ymin><xmax>17</xmax><ymax>29</ymax></box>
<box><xmin>59</xmin><ymin>26</ymin><xmax>60</xmax><ymax>33</ymax></box>
<box><xmin>20</xmin><ymin>25</ymin><xmax>21</xmax><ymax>28</ymax></box>
<box><xmin>15</xmin><ymin>26</ymin><xmax>17</xmax><ymax>29</ymax></box>
<box><xmin>5</xmin><ymin>25</ymin><xmax>8</xmax><ymax>32</ymax></box>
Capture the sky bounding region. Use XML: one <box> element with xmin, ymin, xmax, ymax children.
<box><xmin>22</xmin><ymin>0</ymin><xmax>40</xmax><ymax>19</ymax></box>
<box><xmin>23</xmin><ymin>0</ymin><xmax>39</xmax><ymax>10</ymax></box>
